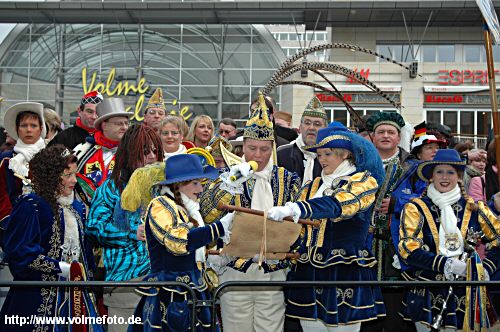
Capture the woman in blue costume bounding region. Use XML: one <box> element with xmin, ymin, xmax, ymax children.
<box><xmin>0</xmin><ymin>144</ymin><xmax>103</xmax><ymax>332</ymax></box>
<box><xmin>398</xmin><ymin>149</ymin><xmax>500</xmax><ymax>331</ymax></box>
<box><xmin>267</xmin><ymin>123</ymin><xmax>386</xmax><ymax>331</ymax></box>
<box><xmin>129</xmin><ymin>154</ymin><xmax>233</xmax><ymax>332</ymax></box>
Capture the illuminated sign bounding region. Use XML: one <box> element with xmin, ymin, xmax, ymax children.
<box><xmin>437</xmin><ymin>69</ymin><xmax>499</xmax><ymax>86</ymax></box>
<box><xmin>81</xmin><ymin>67</ymin><xmax>192</xmax><ymax>121</ymax></box>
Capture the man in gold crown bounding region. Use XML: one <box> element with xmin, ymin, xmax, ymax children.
<box><xmin>142</xmin><ymin>87</ymin><xmax>166</xmax><ymax>133</ymax></box>
<box><xmin>200</xmin><ymin>94</ymin><xmax>301</xmax><ymax>332</ymax></box>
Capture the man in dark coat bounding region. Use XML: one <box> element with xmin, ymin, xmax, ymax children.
<box><xmin>48</xmin><ymin>91</ymin><xmax>103</xmax><ymax>150</ymax></box>
<box><xmin>277</xmin><ymin>96</ymin><xmax>327</xmax><ymax>185</ymax></box>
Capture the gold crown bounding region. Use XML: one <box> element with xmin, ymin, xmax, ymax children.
<box><xmin>243</xmin><ymin>94</ymin><xmax>274</xmax><ymax>141</ymax></box>
<box><xmin>146</xmin><ymin>88</ymin><xmax>166</xmax><ymax>111</ymax></box>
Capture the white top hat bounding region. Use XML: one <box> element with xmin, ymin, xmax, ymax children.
<box><xmin>94</xmin><ymin>98</ymin><xmax>133</xmax><ymax>131</ymax></box>
<box><xmin>3</xmin><ymin>102</ymin><xmax>46</xmax><ymax>141</ymax></box>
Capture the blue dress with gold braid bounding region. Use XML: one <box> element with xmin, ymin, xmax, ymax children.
<box><xmin>286</xmin><ymin>172</ymin><xmax>386</xmax><ymax>326</ymax></box>
<box><xmin>200</xmin><ymin>165</ymin><xmax>301</xmax><ymax>273</ymax></box>
<box><xmin>129</xmin><ymin>195</ymin><xmax>225</xmax><ymax>332</ymax></box>
<box><xmin>398</xmin><ymin>196</ymin><xmax>500</xmax><ymax>329</ymax></box>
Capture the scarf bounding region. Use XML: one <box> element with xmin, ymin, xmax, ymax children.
<box><xmin>313</xmin><ymin>160</ymin><xmax>356</xmax><ymax>199</ymax></box>
<box><xmin>162</xmin><ymin>187</ymin><xmax>206</xmax><ymax>263</ymax></box>
<box><xmin>75</xmin><ymin>118</ymin><xmax>97</xmax><ymax>135</ymax></box>
<box><xmin>9</xmin><ymin>137</ymin><xmax>45</xmax><ymax>178</ymax></box>
<box><xmin>243</xmin><ymin>155</ymin><xmax>274</xmax><ymax>211</ymax></box>
<box><xmin>293</xmin><ymin>135</ymin><xmax>317</xmax><ymax>186</ymax></box>
<box><xmin>94</xmin><ymin>131</ymin><xmax>120</xmax><ymax>149</ymax></box>
<box><xmin>427</xmin><ymin>183</ymin><xmax>463</xmax><ymax>258</ymax></box>
<box><xmin>58</xmin><ymin>192</ymin><xmax>81</xmax><ymax>262</ymax></box>
<box><xmin>164</xmin><ymin>144</ymin><xmax>187</xmax><ymax>161</ymax></box>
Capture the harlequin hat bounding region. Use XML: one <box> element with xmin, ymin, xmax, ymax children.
<box><xmin>244</xmin><ymin>94</ymin><xmax>274</xmax><ymax>141</ymax></box>
<box><xmin>158</xmin><ymin>153</ymin><xmax>218</xmax><ymax>185</ymax></box>
<box><xmin>302</xmin><ymin>96</ymin><xmax>327</xmax><ymax>121</ymax></box>
<box><xmin>410</xmin><ymin>121</ymin><xmax>447</xmax><ymax>155</ymax></box>
<box><xmin>146</xmin><ymin>87</ymin><xmax>166</xmax><ymax>111</ymax></box>
<box><xmin>304</xmin><ymin>121</ymin><xmax>352</xmax><ymax>153</ymax></box>
<box><xmin>80</xmin><ymin>90</ymin><xmax>103</xmax><ymax>107</ymax></box>
<box><xmin>94</xmin><ymin>97</ymin><xmax>133</xmax><ymax>131</ymax></box>
<box><xmin>366</xmin><ymin>112</ymin><xmax>405</xmax><ymax>132</ymax></box>
<box><xmin>417</xmin><ymin>149</ymin><xmax>466</xmax><ymax>182</ymax></box>
<box><xmin>4</xmin><ymin>102</ymin><xmax>46</xmax><ymax>140</ymax></box>
<box><xmin>205</xmin><ymin>134</ymin><xmax>232</xmax><ymax>158</ymax></box>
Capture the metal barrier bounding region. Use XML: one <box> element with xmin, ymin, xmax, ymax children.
<box><xmin>0</xmin><ymin>280</ymin><xmax>198</xmax><ymax>331</ymax></box>
<box><xmin>1</xmin><ymin>279</ymin><xmax>499</xmax><ymax>331</ymax></box>
<box><xmin>210</xmin><ymin>280</ymin><xmax>500</xmax><ymax>332</ymax></box>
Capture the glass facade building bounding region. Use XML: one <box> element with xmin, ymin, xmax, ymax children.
<box><xmin>0</xmin><ymin>23</ymin><xmax>285</xmax><ymax>125</ymax></box>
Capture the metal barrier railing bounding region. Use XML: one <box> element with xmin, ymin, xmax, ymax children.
<box><xmin>0</xmin><ymin>281</ymin><xmax>198</xmax><ymax>331</ymax></box>
<box><xmin>1</xmin><ymin>280</ymin><xmax>499</xmax><ymax>331</ymax></box>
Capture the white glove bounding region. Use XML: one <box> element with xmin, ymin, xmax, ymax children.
<box><xmin>449</xmin><ymin>259</ymin><xmax>467</xmax><ymax>277</ymax></box>
<box><xmin>58</xmin><ymin>262</ymin><xmax>70</xmax><ymax>279</ymax></box>
<box><xmin>206</xmin><ymin>254</ymin><xmax>232</xmax><ymax>275</ymax></box>
<box><xmin>219</xmin><ymin>213</ymin><xmax>234</xmax><ymax>244</ymax></box>
<box><xmin>228</xmin><ymin>162</ymin><xmax>254</xmax><ymax>183</ymax></box>
<box><xmin>484</xmin><ymin>269</ymin><xmax>490</xmax><ymax>281</ymax></box>
<box><xmin>267</xmin><ymin>202</ymin><xmax>301</xmax><ymax>223</ymax></box>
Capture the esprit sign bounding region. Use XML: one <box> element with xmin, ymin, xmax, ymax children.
<box><xmin>437</xmin><ymin>69</ymin><xmax>499</xmax><ymax>85</ymax></box>
<box><xmin>81</xmin><ymin>67</ymin><xmax>192</xmax><ymax>121</ymax></box>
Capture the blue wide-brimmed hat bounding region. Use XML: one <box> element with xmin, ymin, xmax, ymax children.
<box><xmin>158</xmin><ymin>154</ymin><xmax>218</xmax><ymax>185</ymax></box>
<box><xmin>417</xmin><ymin>149</ymin><xmax>466</xmax><ymax>182</ymax></box>
<box><xmin>304</xmin><ymin>121</ymin><xmax>352</xmax><ymax>153</ymax></box>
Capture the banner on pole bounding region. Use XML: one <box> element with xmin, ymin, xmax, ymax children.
<box><xmin>476</xmin><ymin>0</ymin><xmax>500</xmax><ymax>44</ymax></box>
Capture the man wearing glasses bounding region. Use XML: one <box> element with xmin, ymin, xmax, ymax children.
<box><xmin>142</xmin><ymin>87</ymin><xmax>167</xmax><ymax>134</ymax></box>
<box><xmin>277</xmin><ymin>96</ymin><xmax>327</xmax><ymax>185</ymax></box>
<box><xmin>218</xmin><ymin>118</ymin><xmax>238</xmax><ymax>139</ymax></box>
<box><xmin>49</xmin><ymin>90</ymin><xmax>103</xmax><ymax>150</ymax></box>
<box><xmin>73</xmin><ymin>97</ymin><xmax>131</xmax><ymax>208</ymax></box>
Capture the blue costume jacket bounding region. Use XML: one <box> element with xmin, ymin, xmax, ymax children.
<box><xmin>398</xmin><ymin>196</ymin><xmax>500</xmax><ymax>329</ymax></box>
<box><xmin>287</xmin><ymin>172</ymin><xmax>385</xmax><ymax>326</ymax></box>
<box><xmin>129</xmin><ymin>195</ymin><xmax>225</xmax><ymax>332</ymax></box>
<box><xmin>0</xmin><ymin>194</ymin><xmax>102</xmax><ymax>332</ymax></box>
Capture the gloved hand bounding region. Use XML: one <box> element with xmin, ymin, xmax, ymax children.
<box><xmin>206</xmin><ymin>254</ymin><xmax>232</xmax><ymax>275</ymax></box>
<box><xmin>219</xmin><ymin>213</ymin><xmax>235</xmax><ymax>244</ymax></box>
<box><xmin>449</xmin><ymin>259</ymin><xmax>467</xmax><ymax>277</ymax></box>
<box><xmin>267</xmin><ymin>202</ymin><xmax>301</xmax><ymax>223</ymax></box>
<box><xmin>58</xmin><ymin>262</ymin><xmax>70</xmax><ymax>279</ymax></box>
<box><xmin>484</xmin><ymin>269</ymin><xmax>490</xmax><ymax>281</ymax></box>
<box><xmin>228</xmin><ymin>162</ymin><xmax>254</xmax><ymax>183</ymax></box>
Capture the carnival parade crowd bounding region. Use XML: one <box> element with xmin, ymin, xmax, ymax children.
<box><xmin>0</xmin><ymin>87</ymin><xmax>499</xmax><ymax>332</ymax></box>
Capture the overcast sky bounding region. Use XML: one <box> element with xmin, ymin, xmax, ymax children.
<box><xmin>0</xmin><ymin>24</ymin><xmax>15</xmax><ymax>44</ymax></box>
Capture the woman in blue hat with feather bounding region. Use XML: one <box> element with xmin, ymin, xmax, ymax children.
<box><xmin>129</xmin><ymin>153</ymin><xmax>233</xmax><ymax>332</ymax></box>
<box><xmin>267</xmin><ymin>122</ymin><xmax>386</xmax><ymax>331</ymax></box>
<box><xmin>398</xmin><ymin>149</ymin><xmax>500</xmax><ymax>331</ymax></box>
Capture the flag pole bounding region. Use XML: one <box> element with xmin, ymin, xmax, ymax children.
<box><xmin>483</xmin><ymin>21</ymin><xmax>500</xmax><ymax>184</ymax></box>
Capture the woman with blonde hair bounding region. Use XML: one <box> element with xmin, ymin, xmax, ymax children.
<box><xmin>160</xmin><ymin>115</ymin><xmax>187</xmax><ymax>160</ymax></box>
<box><xmin>43</xmin><ymin>107</ymin><xmax>63</xmax><ymax>143</ymax></box>
<box><xmin>186</xmin><ymin>115</ymin><xmax>214</xmax><ymax>148</ymax></box>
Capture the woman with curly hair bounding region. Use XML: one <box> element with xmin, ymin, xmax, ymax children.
<box><xmin>87</xmin><ymin>123</ymin><xmax>164</xmax><ymax>332</ymax></box>
<box><xmin>0</xmin><ymin>144</ymin><xmax>103</xmax><ymax>332</ymax></box>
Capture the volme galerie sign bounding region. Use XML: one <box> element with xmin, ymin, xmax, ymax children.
<box><xmin>81</xmin><ymin>67</ymin><xmax>193</xmax><ymax>121</ymax></box>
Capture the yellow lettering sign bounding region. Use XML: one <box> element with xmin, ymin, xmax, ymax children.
<box><xmin>81</xmin><ymin>67</ymin><xmax>193</xmax><ymax>122</ymax></box>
